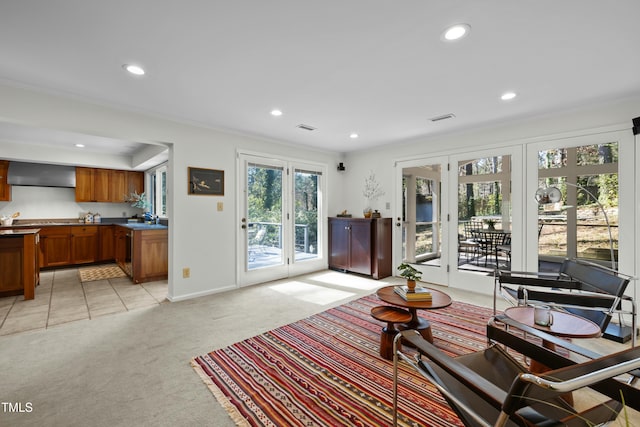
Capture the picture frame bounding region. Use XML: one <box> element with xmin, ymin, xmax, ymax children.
<box><xmin>188</xmin><ymin>167</ymin><xmax>224</xmax><ymax>196</ymax></box>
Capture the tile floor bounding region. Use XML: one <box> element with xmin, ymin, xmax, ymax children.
<box><xmin>0</xmin><ymin>267</ymin><xmax>168</xmax><ymax>336</ymax></box>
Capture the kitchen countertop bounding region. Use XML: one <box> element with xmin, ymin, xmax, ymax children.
<box><xmin>2</xmin><ymin>218</ymin><xmax>168</xmax><ymax>229</ymax></box>
<box><xmin>0</xmin><ymin>228</ymin><xmax>41</xmax><ymax>236</ymax></box>
<box><xmin>118</xmin><ymin>223</ymin><xmax>168</xmax><ymax>230</ymax></box>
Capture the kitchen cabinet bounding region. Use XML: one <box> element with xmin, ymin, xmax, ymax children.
<box><xmin>115</xmin><ymin>225</ymin><xmax>167</xmax><ymax>283</ymax></box>
<box><xmin>39</xmin><ymin>226</ymin><xmax>72</xmax><ymax>268</ymax></box>
<box><xmin>98</xmin><ymin>225</ymin><xmax>115</xmax><ymax>261</ymax></box>
<box><xmin>0</xmin><ymin>160</ymin><xmax>11</xmax><ymax>201</ymax></box>
<box><xmin>75</xmin><ymin>167</ymin><xmax>111</xmax><ymax>202</ymax></box>
<box><xmin>328</xmin><ymin>217</ymin><xmax>392</xmax><ymax>279</ymax></box>
<box><xmin>76</xmin><ymin>167</ymin><xmax>141</xmax><ymax>203</ymax></box>
<box><xmin>110</xmin><ymin>170</ymin><xmax>126</xmax><ymax>203</ymax></box>
<box><xmin>132</xmin><ymin>228</ymin><xmax>168</xmax><ymax>283</ymax></box>
<box><xmin>0</xmin><ymin>229</ymin><xmax>39</xmax><ymax>299</ymax></box>
<box><xmin>126</xmin><ymin>171</ymin><xmax>144</xmax><ymax>196</ymax></box>
<box><xmin>71</xmin><ymin>225</ymin><xmax>98</xmax><ymax>264</ymax></box>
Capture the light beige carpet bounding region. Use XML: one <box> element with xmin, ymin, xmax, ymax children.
<box><xmin>79</xmin><ymin>264</ymin><xmax>127</xmax><ymax>282</ymax></box>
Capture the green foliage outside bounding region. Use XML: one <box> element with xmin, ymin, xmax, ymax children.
<box><xmin>247</xmin><ymin>165</ymin><xmax>318</xmax><ymax>254</ymax></box>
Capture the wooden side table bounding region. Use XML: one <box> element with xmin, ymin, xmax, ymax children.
<box><xmin>376</xmin><ymin>285</ymin><xmax>452</xmax><ymax>343</ymax></box>
<box><xmin>370</xmin><ymin>306</ymin><xmax>412</xmax><ymax>360</ymax></box>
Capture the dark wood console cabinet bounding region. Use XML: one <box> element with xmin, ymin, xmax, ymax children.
<box><xmin>328</xmin><ymin>217</ymin><xmax>391</xmax><ymax>279</ymax></box>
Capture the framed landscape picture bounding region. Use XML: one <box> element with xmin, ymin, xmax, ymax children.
<box><xmin>188</xmin><ymin>167</ymin><xmax>224</xmax><ymax>196</ymax></box>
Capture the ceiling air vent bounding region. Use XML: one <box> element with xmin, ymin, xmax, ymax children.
<box><xmin>296</xmin><ymin>124</ymin><xmax>316</xmax><ymax>131</ymax></box>
<box><xmin>430</xmin><ymin>113</ymin><xmax>456</xmax><ymax>122</ymax></box>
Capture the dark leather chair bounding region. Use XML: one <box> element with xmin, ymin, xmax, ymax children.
<box><xmin>392</xmin><ymin>323</ymin><xmax>640</xmax><ymax>427</ymax></box>
<box><xmin>494</xmin><ymin>258</ymin><xmax>636</xmax><ymax>345</ymax></box>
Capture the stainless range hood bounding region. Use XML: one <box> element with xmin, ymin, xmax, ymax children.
<box><xmin>7</xmin><ymin>161</ymin><xmax>76</xmax><ymax>188</ymax></box>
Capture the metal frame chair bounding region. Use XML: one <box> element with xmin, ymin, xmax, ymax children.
<box><xmin>392</xmin><ymin>323</ymin><xmax>640</xmax><ymax>427</ymax></box>
<box><xmin>494</xmin><ymin>258</ymin><xmax>636</xmax><ymax>345</ymax></box>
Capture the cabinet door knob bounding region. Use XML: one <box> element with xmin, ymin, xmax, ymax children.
<box><xmin>396</xmin><ymin>222</ymin><xmax>401</xmax><ymax>227</ymax></box>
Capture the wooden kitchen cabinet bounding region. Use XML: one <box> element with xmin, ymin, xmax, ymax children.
<box><xmin>98</xmin><ymin>225</ymin><xmax>115</xmax><ymax>261</ymax></box>
<box><xmin>0</xmin><ymin>230</ymin><xmax>39</xmax><ymax>299</ymax></box>
<box><xmin>76</xmin><ymin>167</ymin><xmax>140</xmax><ymax>203</ymax></box>
<box><xmin>71</xmin><ymin>225</ymin><xmax>98</xmax><ymax>264</ymax></box>
<box><xmin>115</xmin><ymin>225</ymin><xmax>167</xmax><ymax>283</ymax></box>
<box><xmin>110</xmin><ymin>170</ymin><xmax>126</xmax><ymax>203</ymax></box>
<box><xmin>39</xmin><ymin>226</ymin><xmax>72</xmax><ymax>268</ymax></box>
<box><xmin>76</xmin><ymin>167</ymin><xmax>111</xmax><ymax>202</ymax></box>
<box><xmin>75</xmin><ymin>167</ymin><xmax>95</xmax><ymax>202</ymax></box>
<box><xmin>126</xmin><ymin>171</ymin><xmax>144</xmax><ymax>196</ymax></box>
<box><xmin>0</xmin><ymin>160</ymin><xmax>12</xmax><ymax>201</ymax></box>
<box><xmin>132</xmin><ymin>228</ymin><xmax>168</xmax><ymax>283</ymax></box>
<box><xmin>328</xmin><ymin>217</ymin><xmax>391</xmax><ymax>279</ymax></box>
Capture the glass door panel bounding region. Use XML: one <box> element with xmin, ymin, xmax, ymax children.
<box><xmin>537</xmin><ymin>142</ymin><xmax>619</xmax><ymax>266</ymax></box>
<box><xmin>396</xmin><ymin>160</ymin><xmax>448</xmax><ymax>286</ymax></box>
<box><xmin>294</xmin><ymin>168</ymin><xmax>320</xmax><ymax>262</ymax></box>
<box><xmin>457</xmin><ymin>155</ymin><xmax>512</xmax><ymax>272</ymax></box>
<box><xmin>246</xmin><ymin>162</ymin><xmax>285</xmax><ymax>271</ymax></box>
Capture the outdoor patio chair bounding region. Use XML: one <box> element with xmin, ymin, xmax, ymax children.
<box><xmin>392</xmin><ymin>327</ymin><xmax>640</xmax><ymax>427</ymax></box>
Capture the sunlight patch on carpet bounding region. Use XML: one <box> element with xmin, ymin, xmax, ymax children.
<box><xmin>269</xmin><ymin>281</ymin><xmax>356</xmax><ymax>305</ymax></box>
<box><xmin>308</xmin><ymin>271</ymin><xmax>389</xmax><ymax>291</ymax></box>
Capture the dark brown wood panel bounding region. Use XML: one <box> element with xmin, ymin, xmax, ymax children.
<box><xmin>110</xmin><ymin>170</ymin><xmax>126</xmax><ymax>202</ymax></box>
<box><xmin>71</xmin><ymin>225</ymin><xmax>98</xmax><ymax>264</ymax></box>
<box><xmin>328</xmin><ymin>217</ymin><xmax>391</xmax><ymax>279</ymax></box>
<box><xmin>39</xmin><ymin>226</ymin><xmax>71</xmax><ymax>267</ymax></box>
<box><xmin>98</xmin><ymin>225</ymin><xmax>115</xmax><ymax>261</ymax></box>
<box><xmin>0</xmin><ymin>160</ymin><xmax>11</xmax><ymax>201</ymax></box>
<box><xmin>132</xmin><ymin>228</ymin><xmax>168</xmax><ymax>283</ymax></box>
<box><xmin>328</xmin><ymin>218</ymin><xmax>350</xmax><ymax>270</ymax></box>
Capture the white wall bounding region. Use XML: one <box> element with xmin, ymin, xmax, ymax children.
<box><xmin>0</xmin><ymin>83</ymin><xmax>344</xmax><ymax>300</ymax></box>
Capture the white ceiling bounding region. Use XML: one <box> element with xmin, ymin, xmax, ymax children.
<box><xmin>0</xmin><ymin>0</ymin><xmax>639</xmax><ymax>155</ymax></box>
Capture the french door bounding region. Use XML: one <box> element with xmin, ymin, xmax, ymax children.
<box><xmin>394</xmin><ymin>157</ymin><xmax>449</xmax><ymax>286</ymax></box>
<box><xmin>395</xmin><ymin>148</ymin><xmax>521</xmax><ymax>291</ymax></box>
<box><xmin>238</xmin><ymin>153</ymin><xmax>325</xmax><ymax>286</ymax></box>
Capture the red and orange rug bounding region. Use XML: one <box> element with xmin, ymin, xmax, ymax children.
<box><xmin>192</xmin><ymin>295</ymin><xmax>496</xmax><ymax>427</ymax></box>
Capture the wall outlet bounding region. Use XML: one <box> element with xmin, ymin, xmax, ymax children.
<box><xmin>182</xmin><ymin>268</ymin><xmax>190</xmax><ymax>278</ymax></box>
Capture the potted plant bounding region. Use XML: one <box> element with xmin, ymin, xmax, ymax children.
<box><xmin>397</xmin><ymin>263</ymin><xmax>422</xmax><ymax>291</ymax></box>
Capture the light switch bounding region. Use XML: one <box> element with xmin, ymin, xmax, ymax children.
<box><xmin>217</xmin><ymin>202</ymin><xmax>223</xmax><ymax>211</ymax></box>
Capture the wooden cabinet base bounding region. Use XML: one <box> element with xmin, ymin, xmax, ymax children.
<box><xmin>0</xmin><ymin>232</ymin><xmax>39</xmax><ymax>300</ymax></box>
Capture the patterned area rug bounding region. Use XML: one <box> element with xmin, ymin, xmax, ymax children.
<box><xmin>192</xmin><ymin>295</ymin><xmax>499</xmax><ymax>427</ymax></box>
<box><xmin>79</xmin><ymin>264</ymin><xmax>127</xmax><ymax>282</ymax></box>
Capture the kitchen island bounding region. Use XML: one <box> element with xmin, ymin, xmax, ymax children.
<box><xmin>0</xmin><ymin>228</ymin><xmax>39</xmax><ymax>300</ymax></box>
<box><xmin>115</xmin><ymin>224</ymin><xmax>168</xmax><ymax>284</ymax></box>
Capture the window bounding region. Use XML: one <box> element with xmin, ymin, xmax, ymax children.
<box><xmin>149</xmin><ymin>164</ymin><xmax>167</xmax><ymax>218</ymax></box>
<box><xmin>538</xmin><ymin>143</ymin><xmax>618</xmax><ymax>264</ymax></box>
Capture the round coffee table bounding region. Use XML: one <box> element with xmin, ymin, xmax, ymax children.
<box><xmin>504</xmin><ymin>306</ymin><xmax>601</xmax><ymax>339</ymax></box>
<box><xmin>376</xmin><ymin>285</ymin><xmax>452</xmax><ymax>343</ymax></box>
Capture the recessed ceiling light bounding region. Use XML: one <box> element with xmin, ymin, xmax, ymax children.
<box><xmin>350</xmin><ymin>133</ymin><xmax>359</xmax><ymax>139</ymax></box>
<box><xmin>442</xmin><ymin>24</ymin><xmax>471</xmax><ymax>41</ymax></box>
<box><xmin>270</xmin><ymin>109</ymin><xmax>283</xmax><ymax>117</ymax></box>
<box><xmin>123</xmin><ymin>64</ymin><xmax>145</xmax><ymax>76</ymax></box>
<box><xmin>501</xmin><ymin>91</ymin><xmax>517</xmax><ymax>101</ymax></box>
<box><xmin>75</xmin><ymin>143</ymin><xmax>85</xmax><ymax>148</ymax></box>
